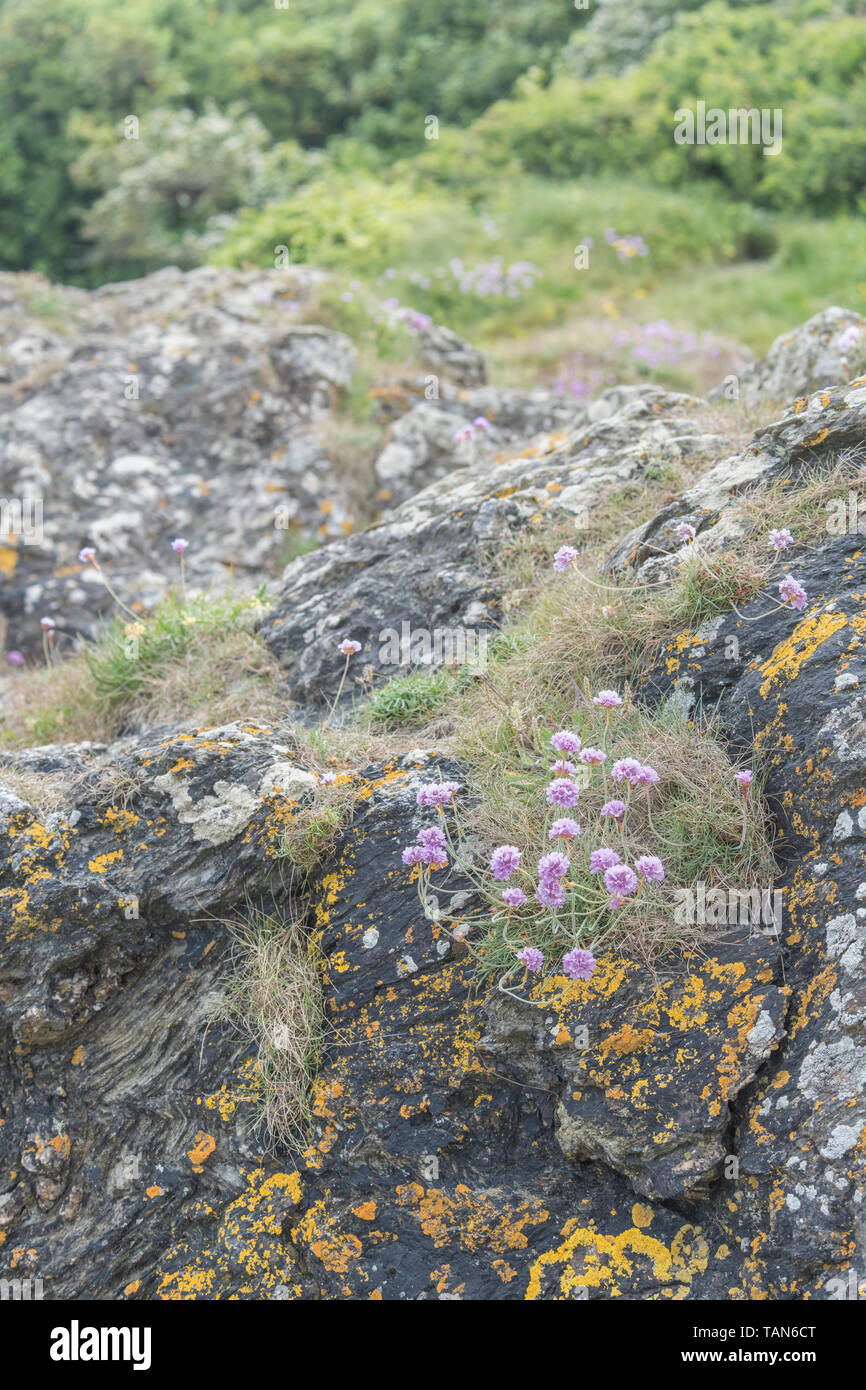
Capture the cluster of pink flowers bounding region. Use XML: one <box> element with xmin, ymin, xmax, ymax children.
<box><xmin>778</xmin><ymin>575</ymin><xmax>807</xmax><ymax>611</ymax></box>
<box><xmin>416</xmin><ymin>781</ymin><xmax>460</xmax><ymax>808</ymax></box>
<box><xmin>402</xmin><ymin>824</ymin><xmax>449</xmax><ymax>870</ymax></box>
<box><xmin>453</xmin><ymin>416</ymin><xmax>492</xmax><ymax>445</ymax></box>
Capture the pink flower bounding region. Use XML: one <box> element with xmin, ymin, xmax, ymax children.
<box><xmin>546</xmin><ymin>778</ymin><xmax>580</xmax><ymax>808</ymax></box>
<box><xmin>535</xmin><ymin>878</ymin><xmax>566</xmax><ymax>911</ymax></box>
<box><xmin>635</xmin><ymin>854</ymin><xmax>665</xmax><ymax>883</ymax></box>
<box><xmin>78</xmin><ymin>547</ymin><xmax>96</xmax><ymax>564</ymax></box>
<box><xmin>40</xmin><ymin>616</ymin><xmax>55</xmax><ymax>631</ymax></box>
<box><xmin>490</xmin><ymin>845</ymin><xmax>522</xmax><ymax>880</ymax></box>
<box><xmin>6</xmin><ymin>650</ymin><xmax>24</xmax><ymax>666</ymax></box>
<box><xmin>553</xmin><ymin>545</ymin><xmax>578</xmax><ymax>572</ymax></box>
<box><xmin>338</xmin><ymin>639</ymin><xmax>362</xmax><ymax>655</ymax></box>
<box><xmin>502</xmin><ymin>887</ymin><xmax>528</xmax><ymax>907</ymax></box>
<box><xmin>171</xmin><ymin>538</ymin><xmax>188</xmax><ymax>554</ymax></box>
<box><xmin>453</xmin><ymin>423</ymin><xmax>475</xmax><ymax>445</ymax></box>
<box><xmin>320</xmin><ymin>772</ymin><xmax>337</xmax><ymax>784</ymax></box>
<box><xmin>838</xmin><ymin>325</ymin><xmax>860</xmax><ymax>354</ymax></box>
<box><xmin>610</xmin><ymin>757</ymin><xmax>643</xmax><ymax>784</ymax></box>
<box><xmin>593</xmin><ymin>689</ymin><xmax>622</xmax><ymax>708</ymax></box>
<box><xmin>418</xmin><ymin>826</ymin><xmax>447</xmax><ymax>856</ymax></box>
<box><xmin>538</xmin><ymin>851</ymin><xmax>569</xmax><ymax>881</ymax></box>
<box><xmin>549</xmin><ymin>818</ymin><xmax>581</xmax><ymax>839</ymax></box>
<box><xmin>633</xmin><ymin>764</ymin><xmax>660</xmax><ymax>787</ymax></box>
<box><xmin>769</xmin><ymin>528</ymin><xmax>793</xmax><ymax>551</ymax></box>
<box><xmin>550</xmin><ymin>759</ymin><xmax>576</xmax><ymax>775</ymax></box>
<box><xmin>551</xmin><ymin>730</ymin><xmax>582</xmax><ymax>755</ymax></box>
<box><xmin>735</xmin><ymin>770</ymin><xmax>753</xmax><ymax>788</ymax></box>
<box><xmin>779</xmin><ymin>575</ymin><xmax>807</xmax><ymax>611</ymax></box>
<box><xmin>603</xmin><ymin>864</ymin><xmax>638</xmax><ymax>898</ymax></box>
<box><xmin>600</xmin><ymin>800</ymin><xmax>626</xmax><ymax>819</ymax></box>
<box><xmin>402</xmin><ymin>845</ymin><xmax>426</xmax><ymax>866</ymax></box>
<box><xmin>590</xmin><ymin>847</ymin><xmax>620</xmax><ymax>874</ymax></box>
<box><xmin>473</xmin><ymin>416</ymin><xmax>492</xmax><ymax>431</ymax></box>
<box><xmin>517</xmin><ymin>946</ymin><xmax>543</xmax><ymax>972</ymax></box>
<box><xmin>417</xmin><ymin>781</ymin><xmax>460</xmax><ymax>807</ymax></box>
<box><xmin>579</xmin><ymin>746</ymin><xmax>606</xmax><ymax>765</ymax></box>
<box><xmin>562</xmin><ymin>948</ymin><xmax>596</xmax><ymax>981</ymax></box>
<box><xmin>675</xmin><ymin>522</ymin><xmax>696</xmax><ymax>542</ymax></box>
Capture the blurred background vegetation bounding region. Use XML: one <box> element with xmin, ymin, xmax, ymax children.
<box><xmin>2</xmin><ymin>0</ymin><xmax>864</xmax><ymax>381</ymax></box>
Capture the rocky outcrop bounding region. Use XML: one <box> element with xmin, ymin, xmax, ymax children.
<box><xmin>711</xmin><ymin>306</ymin><xmax>865</xmax><ymax>407</ymax></box>
<box><xmin>1</xmin><ymin>283</ymin><xmax>865</xmax><ymax>1300</ymax></box>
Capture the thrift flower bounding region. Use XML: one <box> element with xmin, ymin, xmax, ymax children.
<box><xmin>6</xmin><ymin>651</ymin><xmax>24</xmax><ymax>666</ymax></box>
<box><xmin>600</xmin><ymin>800</ymin><xmax>626</xmax><ymax>820</ymax></box>
<box><xmin>453</xmin><ymin>423</ymin><xmax>475</xmax><ymax>445</ymax></box>
<box><xmin>490</xmin><ymin>845</ymin><xmax>522</xmax><ymax>880</ymax></box>
<box><xmin>517</xmin><ymin>946</ymin><xmax>543</xmax><ymax>972</ymax></box>
<box><xmin>593</xmin><ymin>689</ymin><xmax>622</xmax><ymax>708</ymax></box>
<box><xmin>538</xmin><ymin>851</ymin><xmax>569</xmax><ymax>881</ymax></box>
<box><xmin>402</xmin><ymin>845</ymin><xmax>426</xmax><ymax>866</ymax></box>
<box><xmin>418</xmin><ymin>826</ymin><xmax>447</xmax><ymax>856</ymax></box>
<box><xmin>549</xmin><ymin>818</ymin><xmax>580</xmax><ymax>839</ymax></box>
<box><xmin>611</xmin><ymin>757</ymin><xmax>643</xmax><ymax>784</ymax></box>
<box><xmin>502</xmin><ymin>887</ymin><xmax>528</xmax><ymax>907</ymax></box>
<box><xmin>546</xmin><ymin>778</ymin><xmax>580</xmax><ymax>808</ymax></box>
<box><xmin>675</xmin><ymin>522</ymin><xmax>696</xmax><ymax>542</ymax></box>
<box><xmin>635</xmin><ymin>854</ymin><xmax>665</xmax><ymax>883</ymax></box>
<box><xmin>779</xmin><ymin>575</ymin><xmax>808</xmax><ymax>611</ymax></box>
<box><xmin>590</xmin><ymin>847</ymin><xmax>620</xmax><ymax>874</ymax></box>
<box><xmin>579</xmin><ymin>747</ymin><xmax>606</xmax><ymax>765</ymax></box>
<box><xmin>603</xmin><ymin>864</ymin><xmax>638</xmax><ymax>898</ymax></box>
<box><xmin>40</xmin><ymin>616</ymin><xmax>55</xmax><ymax>631</ymax></box>
<box><xmin>473</xmin><ymin>416</ymin><xmax>491</xmax><ymax>431</ymax></box>
<box><xmin>170</xmin><ymin>538</ymin><xmax>188</xmax><ymax>554</ymax></box>
<box><xmin>769</xmin><ymin>528</ymin><xmax>793</xmax><ymax>551</ymax></box>
<box><xmin>735</xmin><ymin>770</ymin><xmax>753</xmax><ymax>788</ymax></box>
<box><xmin>78</xmin><ymin>547</ymin><xmax>96</xmax><ymax>564</ymax></box>
<box><xmin>551</xmin><ymin>730</ymin><xmax>582</xmax><ymax>755</ymax></box>
<box><xmin>553</xmin><ymin>545</ymin><xmax>578</xmax><ymax>572</ymax></box>
<box><xmin>633</xmin><ymin>764</ymin><xmax>660</xmax><ymax>787</ymax></box>
<box><xmin>338</xmin><ymin>638</ymin><xmax>362</xmax><ymax>655</ymax></box>
<box><xmin>417</xmin><ymin>781</ymin><xmax>460</xmax><ymax>807</ymax></box>
<box><xmin>562</xmin><ymin>948</ymin><xmax>597</xmax><ymax>981</ymax></box>
<box><xmin>838</xmin><ymin>325</ymin><xmax>861</xmax><ymax>354</ymax></box>
<box><xmin>550</xmin><ymin>759</ymin><xmax>576</xmax><ymax>775</ymax></box>
<box><xmin>535</xmin><ymin>878</ymin><xmax>566</xmax><ymax>910</ymax></box>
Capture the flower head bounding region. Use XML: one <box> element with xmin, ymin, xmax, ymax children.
<box><xmin>735</xmin><ymin>770</ymin><xmax>753</xmax><ymax>788</ymax></box>
<box><xmin>600</xmin><ymin>799</ymin><xmax>626</xmax><ymax>820</ymax></box>
<box><xmin>593</xmin><ymin>689</ymin><xmax>622</xmax><ymax>708</ymax></box>
<box><xmin>675</xmin><ymin>521</ymin><xmax>696</xmax><ymax>542</ymax></box>
<box><xmin>549</xmin><ymin>817</ymin><xmax>581</xmax><ymax>840</ymax></box>
<box><xmin>453</xmin><ymin>423</ymin><xmax>475</xmax><ymax>445</ymax></box>
<box><xmin>338</xmin><ymin>638</ymin><xmax>362</xmax><ymax>656</ymax></box>
<box><xmin>589</xmin><ymin>847</ymin><xmax>620</xmax><ymax>875</ymax></box>
<box><xmin>610</xmin><ymin>757</ymin><xmax>643</xmax><ymax>784</ymax></box>
<box><xmin>78</xmin><ymin>547</ymin><xmax>96</xmax><ymax>564</ymax></box>
<box><xmin>579</xmin><ymin>746</ymin><xmax>606</xmax><ymax>766</ymax></box>
<box><xmin>546</xmin><ymin>778</ymin><xmax>580</xmax><ymax>808</ymax></box>
<box><xmin>633</xmin><ymin>764</ymin><xmax>660</xmax><ymax>787</ymax></box>
<box><xmin>40</xmin><ymin>616</ymin><xmax>55</xmax><ymax>631</ymax></box>
<box><xmin>538</xmin><ymin>851</ymin><xmax>569</xmax><ymax>881</ymax></box>
<box><xmin>635</xmin><ymin>854</ymin><xmax>665</xmax><ymax>883</ymax></box>
<box><xmin>490</xmin><ymin>844</ymin><xmax>522</xmax><ymax>881</ymax></box>
<box><xmin>417</xmin><ymin>781</ymin><xmax>460</xmax><ymax>807</ymax></box>
<box><xmin>551</xmin><ymin>730</ymin><xmax>582</xmax><ymax>755</ymax></box>
<box><xmin>170</xmin><ymin>538</ymin><xmax>188</xmax><ymax>554</ymax></box>
<box><xmin>473</xmin><ymin>415</ymin><xmax>491</xmax><ymax>431</ymax></box>
<box><xmin>779</xmin><ymin>575</ymin><xmax>808</xmax><ymax>611</ymax></box>
<box><xmin>603</xmin><ymin>864</ymin><xmax>638</xmax><ymax>898</ymax></box>
<box><xmin>6</xmin><ymin>650</ymin><xmax>24</xmax><ymax>666</ymax></box>
<box><xmin>517</xmin><ymin>945</ymin><xmax>543</xmax><ymax>972</ymax></box>
<box><xmin>769</xmin><ymin>528</ymin><xmax>793</xmax><ymax>551</ymax></box>
<box><xmin>553</xmin><ymin>545</ymin><xmax>578</xmax><ymax>572</ymax></box>
<box><xmin>401</xmin><ymin>845</ymin><xmax>426</xmax><ymax>866</ymax></box>
<box><xmin>418</xmin><ymin>826</ymin><xmax>447</xmax><ymax>856</ymax></box>
<box><xmin>562</xmin><ymin>948</ymin><xmax>597</xmax><ymax>981</ymax></box>
<box><xmin>502</xmin><ymin>887</ymin><xmax>528</xmax><ymax>908</ymax></box>
<box><xmin>838</xmin><ymin>325</ymin><xmax>861</xmax><ymax>354</ymax></box>
<box><xmin>550</xmin><ymin>758</ymin><xmax>576</xmax><ymax>775</ymax></box>
<box><xmin>535</xmin><ymin>877</ymin><xmax>566</xmax><ymax>911</ymax></box>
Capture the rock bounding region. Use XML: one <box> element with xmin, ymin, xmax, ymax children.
<box><xmin>412</xmin><ymin>319</ymin><xmax>487</xmax><ymax>388</ymax></box>
<box><xmin>0</xmin><ymin>266</ymin><xmax>357</xmax><ymax>657</ymax></box>
<box><xmin>263</xmin><ymin>385</ymin><xmax>717</xmax><ymax>706</ymax></box>
<box><xmin>711</xmin><ymin>306</ymin><xmax>865</xmax><ymax>407</ymax></box>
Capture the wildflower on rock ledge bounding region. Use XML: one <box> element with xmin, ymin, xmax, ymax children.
<box><xmin>78</xmin><ymin>547</ymin><xmax>96</xmax><ymax>564</ymax></box>
<box><xmin>338</xmin><ymin>638</ymin><xmax>362</xmax><ymax>656</ymax></box>
<box><xmin>675</xmin><ymin>522</ymin><xmax>696</xmax><ymax>542</ymax></box>
<box><xmin>562</xmin><ymin>948</ymin><xmax>597</xmax><ymax>981</ymax></box>
<box><xmin>769</xmin><ymin>528</ymin><xmax>793</xmax><ymax>551</ymax></box>
<box><xmin>552</xmin><ymin>545</ymin><xmax>579</xmax><ymax>572</ymax></box>
<box><xmin>417</xmin><ymin>781</ymin><xmax>460</xmax><ymax>808</ymax></box>
<box><xmin>779</xmin><ymin>575</ymin><xmax>808</xmax><ymax>611</ymax></box>
<box><xmin>170</xmin><ymin>538</ymin><xmax>188</xmax><ymax>554</ymax></box>
<box><xmin>517</xmin><ymin>946</ymin><xmax>543</xmax><ymax>972</ymax></box>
